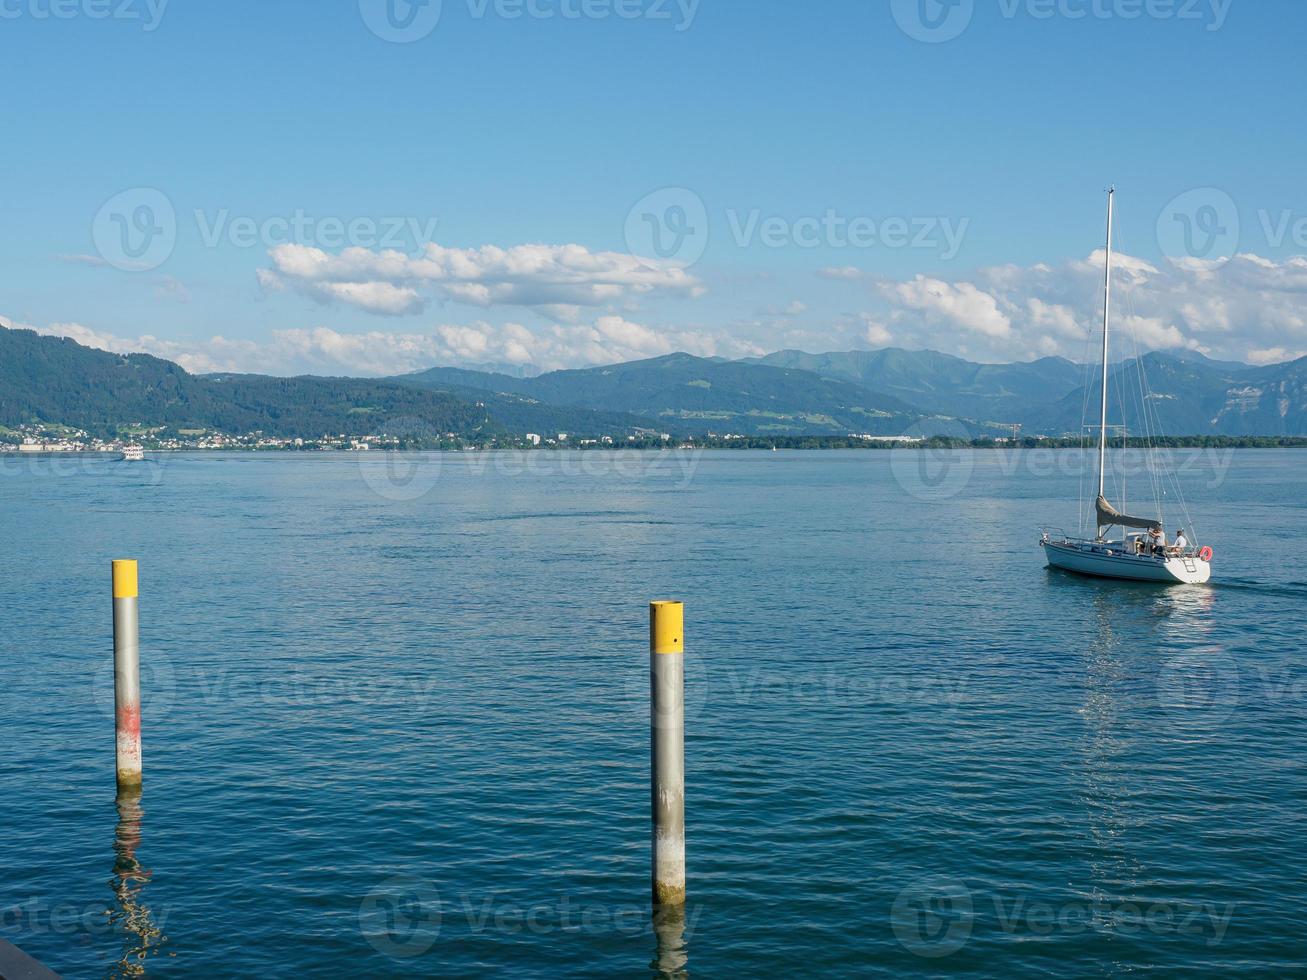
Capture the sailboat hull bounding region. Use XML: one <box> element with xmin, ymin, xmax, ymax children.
<box><xmin>1042</xmin><ymin>539</ymin><xmax>1211</xmax><ymax>585</ymax></box>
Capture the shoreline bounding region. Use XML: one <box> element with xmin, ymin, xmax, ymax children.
<box><xmin>5</xmin><ymin>437</ymin><xmax>1307</xmax><ymax>456</ymax></box>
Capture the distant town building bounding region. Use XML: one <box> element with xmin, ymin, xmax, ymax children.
<box><xmin>526</xmin><ymin>433</ymin><xmax>541</xmax><ymax>446</ymax></box>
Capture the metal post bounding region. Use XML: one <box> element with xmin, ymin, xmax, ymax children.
<box><xmin>650</xmin><ymin>600</ymin><xmax>685</xmax><ymax>907</ymax></box>
<box><xmin>113</xmin><ymin>560</ymin><xmax>142</xmax><ymax>791</ymax></box>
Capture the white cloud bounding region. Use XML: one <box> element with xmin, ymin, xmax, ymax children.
<box><xmin>0</xmin><ymin>315</ymin><xmax>258</xmax><ymax>375</ymax></box>
<box><xmin>259</xmin><ymin>241</ymin><xmax>704</xmax><ymax>317</ymax></box>
<box><xmin>867</xmin><ymin>251</ymin><xmax>1307</xmax><ymax>364</ymax></box>
<box><xmin>1248</xmin><ymin>346</ymin><xmax>1307</xmax><ymax>366</ymax></box>
<box><xmin>153</xmin><ymin>276</ymin><xmax>192</xmax><ymax>304</ymax></box>
<box><xmin>878</xmin><ymin>276</ymin><xmax>1012</xmax><ymax>339</ymax></box>
<box><xmin>817</xmin><ymin>266</ymin><xmax>863</xmax><ymax>281</ymax></box>
<box><xmin>864</xmin><ymin>322</ymin><xmax>892</xmax><ymax>347</ymax></box>
<box><xmin>2</xmin><ymin>313</ymin><xmax>761</xmax><ymax>377</ymax></box>
<box><xmin>58</xmin><ymin>253</ymin><xmax>111</xmax><ymax>268</ymax></box>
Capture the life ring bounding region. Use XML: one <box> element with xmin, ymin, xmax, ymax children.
<box><xmin>1198</xmin><ymin>546</ymin><xmax>1214</xmax><ymax>562</ymax></box>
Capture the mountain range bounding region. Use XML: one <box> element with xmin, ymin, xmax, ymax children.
<box><xmin>752</xmin><ymin>347</ymin><xmax>1307</xmax><ymax>436</ymax></box>
<box><xmin>3</xmin><ymin>323</ymin><xmax>1306</xmax><ymax>440</ymax></box>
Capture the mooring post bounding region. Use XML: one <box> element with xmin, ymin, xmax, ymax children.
<box><xmin>112</xmin><ymin>560</ymin><xmax>142</xmax><ymax>791</ymax></box>
<box><xmin>650</xmin><ymin>600</ymin><xmax>686</xmax><ymax>907</ymax></box>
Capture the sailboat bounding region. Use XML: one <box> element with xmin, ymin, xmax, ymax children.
<box><xmin>1040</xmin><ymin>189</ymin><xmax>1213</xmax><ymax>585</ymax></box>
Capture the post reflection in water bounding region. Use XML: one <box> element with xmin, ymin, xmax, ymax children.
<box><xmin>651</xmin><ymin>904</ymin><xmax>689</xmax><ymax>979</ymax></box>
<box><xmin>109</xmin><ymin>789</ymin><xmax>168</xmax><ymax>978</ymax></box>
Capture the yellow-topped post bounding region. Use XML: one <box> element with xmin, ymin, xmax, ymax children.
<box><xmin>112</xmin><ymin>560</ymin><xmax>139</xmax><ymax>600</ymax></box>
<box><xmin>649</xmin><ymin>600</ymin><xmax>686</xmax><ymax>906</ymax></box>
<box><xmin>112</xmin><ymin>560</ymin><xmax>142</xmax><ymax>790</ymax></box>
<box><xmin>650</xmin><ymin>600</ymin><xmax>683</xmax><ymax>654</ymax></box>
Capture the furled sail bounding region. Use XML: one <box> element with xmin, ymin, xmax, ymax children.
<box><xmin>1096</xmin><ymin>495</ymin><xmax>1161</xmax><ymax>531</ymax></box>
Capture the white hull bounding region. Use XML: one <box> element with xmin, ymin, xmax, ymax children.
<box><xmin>1042</xmin><ymin>539</ymin><xmax>1210</xmax><ymax>585</ymax></box>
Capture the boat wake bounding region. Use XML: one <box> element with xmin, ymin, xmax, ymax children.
<box><xmin>1208</xmin><ymin>577</ymin><xmax>1307</xmax><ymax>600</ymax></box>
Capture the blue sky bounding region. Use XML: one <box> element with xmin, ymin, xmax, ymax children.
<box><xmin>3</xmin><ymin>0</ymin><xmax>1305</xmax><ymax>374</ymax></box>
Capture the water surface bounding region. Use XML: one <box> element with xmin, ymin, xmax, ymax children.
<box><xmin>2</xmin><ymin>449</ymin><xmax>1304</xmax><ymax>977</ymax></box>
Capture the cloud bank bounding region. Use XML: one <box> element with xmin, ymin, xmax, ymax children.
<box><xmin>258</xmin><ymin>241</ymin><xmax>705</xmax><ymax>321</ymax></box>
<box><xmin>833</xmin><ymin>251</ymin><xmax>1307</xmax><ymax>364</ymax></box>
<box><xmin>1</xmin><ymin>314</ymin><xmax>761</xmax><ymax>378</ymax></box>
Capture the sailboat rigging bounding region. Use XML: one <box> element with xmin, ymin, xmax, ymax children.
<box><xmin>1040</xmin><ymin>188</ymin><xmax>1213</xmax><ymax>585</ymax></box>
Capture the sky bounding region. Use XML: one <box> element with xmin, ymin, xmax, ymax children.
<box><xmin>3</xmin><ymin>0</ymin><xmax>1306</xmax><ymax>376</ymax></box>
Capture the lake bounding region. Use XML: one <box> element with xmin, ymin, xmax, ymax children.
<box><xmin>2</xmin><ymin>448</ymin><xmax>1304</xmax><ymax>977</ymax></box>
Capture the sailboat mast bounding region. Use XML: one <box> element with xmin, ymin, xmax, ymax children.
<box><xmin>1097</xmin><ymin>187</ymin><xmax>1115</xmax><ymax>502</ymax></box>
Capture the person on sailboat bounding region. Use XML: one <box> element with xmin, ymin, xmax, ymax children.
<box><xmin>1148</xmin><ymin>527</ymin><xmax>1166</xmax><ymax>557</ymax></box>
<box><xmin>1171</xmin><ymin>529</ymin><xmax>1189</xmax><ymax>555</ymax></box>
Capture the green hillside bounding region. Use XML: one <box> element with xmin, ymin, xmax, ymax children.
<box><xmin>394</xmin><ymin>352</ymin><xmax>933</xmax><ymax>435</ymax></box>
<box><xmin>0</xmin><ymin>327</ymin><xmax>489</xmax><ymax>439</ymax></box>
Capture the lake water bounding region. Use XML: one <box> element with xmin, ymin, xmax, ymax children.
<box><xmin>2</xmin><ymin>448</ymin><xmax>1304</xmax><ymax>978</ymax></box>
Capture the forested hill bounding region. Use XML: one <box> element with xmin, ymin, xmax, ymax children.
<box><xmin>0</xmin><ymin>326</ymin><xmax>490</xmax><ymax>439</ymax></box>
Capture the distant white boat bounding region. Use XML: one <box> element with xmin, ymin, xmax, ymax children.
<box><xmin>1040</xmin><ymin>189</ymin><xmax>1212</xmax><ymax>586</ymax></box>
<box><xmin>121</xmin><ymin>445</ymin><xmax>145</xmax><ymax>462</ymax></box>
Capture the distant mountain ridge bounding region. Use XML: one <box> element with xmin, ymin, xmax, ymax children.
<box><xmin>749</xmin><ymin>347</ymin><xmax>1307</xmax><ymax>437</ymax></box>
<box><xmin>749</xmin><ymin>348</ymin><xmax>1084</xmax><ymax>424</ymax></box>
<box><xmin>0</xmin><ymin>327</ymin><xmax>648</xmax><ymax>440</ymax></box>
<box><xmin>389</xmin><ymin>352</ymin><xmax>941</xmax><ymax>436</ymax></box>
<box><xmin>4</xmin><ymin>323</ymin><xmax>1305</xmax><ymax>439</ymax></box>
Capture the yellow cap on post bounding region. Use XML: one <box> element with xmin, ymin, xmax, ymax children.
<box><xmin>650</xmin><ymin>601</ymin><xmax>684</xmax><ymax>654</ymax></box>
<box><xmin>112</xmin><ymin>560</ymin><xmax>139</xmax><ymax>599</ymax></box>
